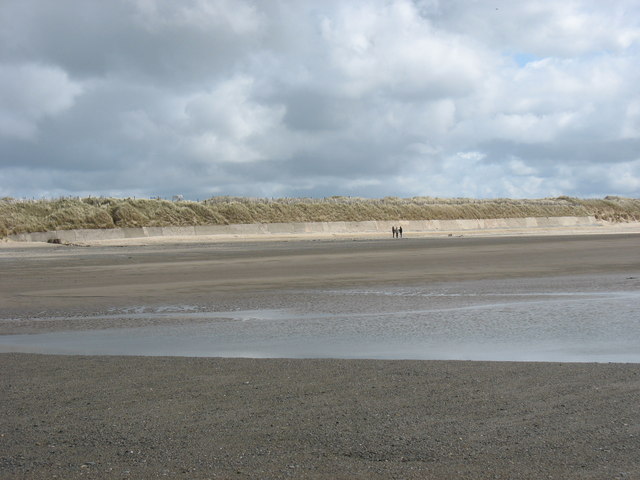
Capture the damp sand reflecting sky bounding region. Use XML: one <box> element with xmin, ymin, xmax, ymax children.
<box><xmin>1</xmin><ymin>275</ymin><xmax>639</xmax><ymax>362</ymax></box>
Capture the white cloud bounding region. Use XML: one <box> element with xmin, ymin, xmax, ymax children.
<box><xmin>1</xmin><ymin>0</ymin><xmax>639</xmax><ymax>199</ymax></box>
<box><xmin>320</xmin><ymin>0</ymin><xmax>489</xmax><ymax>99</ymax></box>
<box><xmin>183</xmin><ymin>76</ymin><xmax>284</xmax><ymax>140</ymax></box>
<box><xmin>0</xmin><ymin>63</ymin><xmax>83</xmax><ymax>139</ymax></box>
<box><xmin>600</xmin><ymin>160</ymin><xmax>640</xmax><ymax>192</ymax></box>
<box><xmin>419</xmin><ymin>0</ymin><xmax>640</xmax><ymax>57</ymax></box>
<box><xmin>622</xmin><ymin>98</ymin><xmax>640</xmax><ymax>139</ymax></box>
<box><xmin>177</xmin><ymin>76</ymin><xmax>288</xmax><ymax>164</ymax></box>
<box><xmin>132</xmin><ymin>0</ymin><xmax>263</xmax><ymax>34</ymax></box>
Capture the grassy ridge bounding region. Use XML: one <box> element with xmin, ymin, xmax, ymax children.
<box><xmin>1</xmin><ymin>196</ymin><xmax>639</xmax><ymax>238</ymax></box>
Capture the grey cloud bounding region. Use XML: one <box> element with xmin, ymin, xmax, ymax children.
<box><xmin>1</xmin><ymin>0</ymin><xmax>639</xmax><ymax>200</ymax></box>
<box><xmin>279</xmin><ymin>89</ymin><xmax>352</xmax><ymax>132</ymax></box>
<box><xmin>0</xmin><ymin>0</ymin><xmax>265</xmax><ymax>86</ymax></box>
<box><xmin>416</xmin><ymin>0</ymin><xmax>640</xmax><ymax>57</ymax></box>
<box><xmin>0</xmin><ymin>63</ymin><xmax>83</xmax><ymax>139</ymax></box>
<box><xmin>481</xmin><ymin>139</ymin><xmax>640</xmax><ymax>167</ymax></box>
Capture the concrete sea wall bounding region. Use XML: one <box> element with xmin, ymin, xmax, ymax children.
<box><xmin>8</xmin><ymin>216</ymin><xmax>601</xmax><ymax>243</ymax></box>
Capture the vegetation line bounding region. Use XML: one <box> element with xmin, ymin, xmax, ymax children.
<box><xmin>1</xmin><ymin>196</ymin><xmax>639</xmax><ymax>238</ymax></box>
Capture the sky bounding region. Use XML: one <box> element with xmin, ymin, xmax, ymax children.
<box><xmin>1</xmin><ymin>0</ymin><xmax>640</xmax><ymax>200</ymax></box>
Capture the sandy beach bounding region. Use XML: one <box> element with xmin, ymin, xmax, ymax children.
<box><xmin>3</xmin><ymin>354</ymin><xmax>640</xmax><ymax>479</ymax></box>
<box><xmin>1</xmin><ymin>231</ymin><xmax>640</xmax><ymax>478</ymax></box>
<box><xmin>2</xmin><ymin>232</ymin><xmax>640</xmax><ymax>323</ymax></box>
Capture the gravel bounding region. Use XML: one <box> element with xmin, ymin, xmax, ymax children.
<box><xmin>2</xmin><ymin>354</ymin><xmax>639</xmax><ymax>479</ymax></box>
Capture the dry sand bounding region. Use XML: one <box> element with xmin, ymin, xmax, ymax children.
<box><xmin>1</xmin><ymin>231</ymin><xmax>640</xmax><ymax>478</ymax></box>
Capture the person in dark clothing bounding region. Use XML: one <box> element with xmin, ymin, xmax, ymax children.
<box><xmin>398</xmin><ymin>226</ymin><xmax>403</xmax><ymax>238</ymax></box>
<box><xmin>392</xmin><ymin>226</ymin><xmax>397</xmax><ymax>238</ymax></box>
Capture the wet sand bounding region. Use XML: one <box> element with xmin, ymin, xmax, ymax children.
<box><xmin>2</xmin><ymin>234</ymin><xmax>639</xmax><ymax>324</ymax></box>
<box><xmin>1</xmin><ymin>233</ymin><xmax>640</xmax><ymax>478</ymax></box>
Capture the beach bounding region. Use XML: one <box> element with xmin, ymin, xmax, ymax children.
<box><xmin>1</xmin><ymin>232</ymin><xmax>640</xmax><ymax>478</ymax></box>
<box><xmin>3</xmin><ymin>354</ymin><xmax>640</xmax><ymax>479</ymax></box>
<box><xmin>2</xmin><ymin>232</ymin><xmax>640</xmax><ymax>324</ymax></box>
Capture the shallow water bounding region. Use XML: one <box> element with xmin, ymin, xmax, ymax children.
<box><xmin>1</xmin><ymin>275</ymin><xmax>639</xmax><ymax>362</ymax></box>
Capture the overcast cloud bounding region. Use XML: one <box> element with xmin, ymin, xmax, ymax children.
<box><xmin>1</xmin><ymin>0</ymin><xmax>639</xmax><ymax>199</ymax></box>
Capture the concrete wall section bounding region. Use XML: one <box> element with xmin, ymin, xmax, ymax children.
<box><xmin>8</xmin><ymin>216</ymin><xmax>602</xmax><ymax>243</ymax></box>
<box><xmin>194</xmin><ymin>225</ymin><xmax>231</xmax><ymax>236</ymax></box>
<box><xmin>144</xmin><ymin>227</ymin><xmax>165</xmax><ymax>237</ymax></box>
<box><xmin>229</xmin><ymin>224</ymin><xmax>268</xmax><ymax>235</ymax></box>
<box><xmin>73</xmin><ymin>229</ymin><xmax>125</xmax><ymax>242</ymax></box>
<box><xmin>161</xmin><ymin>226</ymin><xmax>196</xmax><ymax>237</ymax></box>
<box><xmin>265</xmin><ymin>223</ymin><xmax>296</xmax><ymax>234</ymax></box>
<box><xmin>122</xmin><ymin>228</ymin><xmax>147</xmax><ymax>238</ymax></box>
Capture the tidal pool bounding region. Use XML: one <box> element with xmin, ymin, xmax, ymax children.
<box><xmin>2</xmin><ymin>275</ymin><xmax>639</xmax><ymax>362</ymax></box>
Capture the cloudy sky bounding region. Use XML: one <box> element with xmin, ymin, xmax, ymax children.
<box><xmin>1</xmin><ymin>0</ymin><xmax>639</xmax><ymax>200</ymax></box>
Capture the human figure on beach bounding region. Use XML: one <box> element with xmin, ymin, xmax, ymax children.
<box><xmin>398</xmin><ymin>226</ymin><xmax>403</xmax><ymax>238</ymax></box>
<box><xmin>392</xmin><ymin>226</ymin><xmax>397</xmax><ymax>238</ymax></box>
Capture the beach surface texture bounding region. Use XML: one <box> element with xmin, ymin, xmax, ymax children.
<box><xmin>1</xmin><ymin>226</ymin><xmax>639</xmax><ymax>479</ymax></box>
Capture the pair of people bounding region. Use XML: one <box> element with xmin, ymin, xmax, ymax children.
<box><xmin>391</xmin><ymin>226</ymin><xmax>403</xmax><ymax>238</ymax></box>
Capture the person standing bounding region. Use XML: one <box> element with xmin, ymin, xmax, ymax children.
<box><xmin>392</xmin><ymin>226</ymin><xmax>397</xmax><ymax>238</ymax></box>
<box><xmin>398</xmin><ymin>226</ymin><xmax>403</xmax><ymax>238</ymax></box>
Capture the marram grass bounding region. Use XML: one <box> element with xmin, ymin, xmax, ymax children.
<box><xmin>1</xmin><ymin>196</ymin><xmax>639</xmax><ymax>238</ymax></box>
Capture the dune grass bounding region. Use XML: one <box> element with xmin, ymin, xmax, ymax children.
<box><xmin>1</xmin><ymin>195</ymin><xmax>639</xmax><ymax>238</ymax></box>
